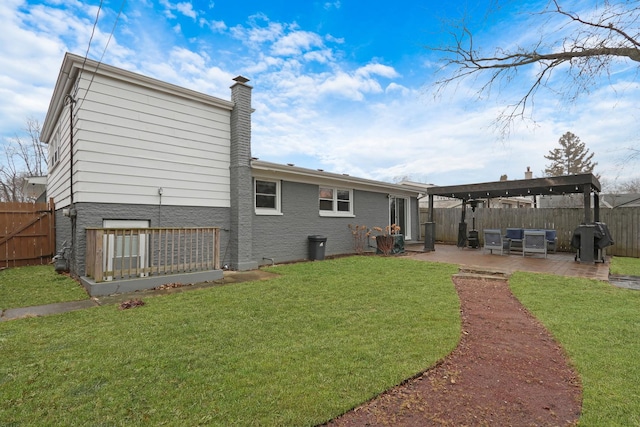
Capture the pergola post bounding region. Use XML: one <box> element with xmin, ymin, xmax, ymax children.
<box><xmin>457</xmin><ymin>200</ymin><xmax>467</xmax><ymax>248</ymax></box>
<box><xmin>583</xmin><ymin>184</ymin><xmax>592</xmax><ymax>224</ymax></box>
<box><xmin>424</xmin><ymin>194</ymin><xmax>436</xmax><ymax>251</ymax></box>
<box><xmin>428</xmin><ymin>195</ymin><xmax>434</xmax><ymax>222</ymax></box>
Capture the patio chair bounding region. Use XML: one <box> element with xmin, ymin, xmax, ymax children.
<box><xmin>545</xmin><ymin>230</ymin><xmax>557</xmax><ymax>253</ymax></box>
<box><xmin>483</xmin><ymin>229</ymin><xmax>510</xmax><ymax>255</ymax></box>
<box><xmin>523</xmin><ymin>230</ymin><xmax>547</xmax><ymax>258</ymax></box>
<box><xmin>505</xmin><ymin>228</ymin><xmax>524</xmax><ymax>252</ymax></box>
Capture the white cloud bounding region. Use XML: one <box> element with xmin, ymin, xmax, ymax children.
<box><xmin>200</xmin><ymin>18</ymin><xmax>226</xmax><ymax>32</ymax></box>
<box><xmin>0</xmin><ymin>1</ymin><xmax>94</xmax><ymax>135</ymax></box>
<box><xmin>230</xmin><ymin>14</ymin><xmax>283</xmax><ymax>46</ymax></box>
<box><xmin>385</xmin><ymin>82</ymin><xmax>410</xmax><ymax>96</ymax></box>
<box><xmin>355</xmin><ymin>63</ymin><xmax>399</xmax><ymax>79</ymax></box>
<box><xmin>271</xmin><ymin>31</ymin><xmax>324</xmax><ymax>56</ymax></box>
<box><xmin>302</xmin><ymin>49</ymin><xmax>334</xmax><ymax>64</ymax></box>
<box><xmin>325</xmin><ymin>34</ymin><xmax>344</xmax><ymax>44</ymax></box>
<box><xmin>324</xmin><ymin>1</ymin><xmax>341</xmax><ymax>10</ymax></box>
<box><xmin>175</xmin><ymin>2</ymin><xmax>196</xmax><ymax>19</ymax></box>
<box><xmin>4</xmin><ymin>0</ymin><xmax>639</xmax><ymax>190</ymax></box>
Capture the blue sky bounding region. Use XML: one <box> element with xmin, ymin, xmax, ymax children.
<box><xmin>2</xmin><ymin>0</ymin><xmax>639</xmax><ymax>188</ymax></box>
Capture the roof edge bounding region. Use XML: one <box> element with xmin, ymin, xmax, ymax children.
<box><xmin>251</xmin><ymin>160</ymin><xmax>420</xmax><ymax>196</ymax></box>
<box><xmin>41</xmin><ymin>53</ymin><xmax>235</xmax><ymax>142</ymax></box>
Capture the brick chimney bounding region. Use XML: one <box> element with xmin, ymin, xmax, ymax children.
<box><xmin>229</xmin><ymin>76</ymin><xmax>258</xmax><ymax>271</ymax></box>
<box><xmin>525</xmin><ymin>166</ymin><xmax>533</xmax><ymax>180</ymax></box>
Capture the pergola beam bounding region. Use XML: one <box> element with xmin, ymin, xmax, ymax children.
<box><xmin>426</xmin><ymin>173</ymin><xmax>601</xmax><ymax>223</ymax></box>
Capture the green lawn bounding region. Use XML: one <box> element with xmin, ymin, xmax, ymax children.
<box><xmin>0</xmin><ymin>257</ymin><xmax>461</xmax><ymax>426</ymax></box>
<box><xmin>610</xmin><ymin>256</ymin><xmax>640</xmax><ymax>276</ymax></box>
<box><xmin>510</xmin><ymin>272</ymin><xmax>640</xmax><ymax>426</ymax></box>
<box><xmin>4</xmin><ymin>257</ymin><xmax>639</xmax><ymax>426</ymax></box>
<box><xmin>0</xmin><ymin>265</ymin><xmax>89</xmax><ymax>309</ymax></box>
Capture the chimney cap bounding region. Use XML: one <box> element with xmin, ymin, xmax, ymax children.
<box><xmin>233</xmin><ymin>76</ymin><xmax>250</xmax><ymax>84</ymax></box>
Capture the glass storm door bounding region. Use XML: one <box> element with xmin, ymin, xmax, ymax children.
<box><xmin>389</xmin><ymin>197</ymin><xmax>409</xmax><ymax>239</ymax></box>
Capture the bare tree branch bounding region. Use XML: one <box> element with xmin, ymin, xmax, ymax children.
<box><xmin>431</xmin><ymin>1</ymin><xmax>640</xmax><ymax>133</ymax></box>
<box><xmin>0</xmin><ymin>117</ymin><xmax>47</xmax><ymax>202</ymax></box>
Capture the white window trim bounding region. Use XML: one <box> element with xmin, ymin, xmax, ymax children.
<box><xmin>254</xmin><ymin>179</ymin><xmax>283</xmax><ymax>216</ymax></box>
<box><xmin>319</xmin><ymin>187</ymin><xmax>355</xmax><ymax>217</ymax></box>
<box><xmin>49</xmin><ymin>123</ymin><xmax>61</xmax><ymax>169</ymax></box>
<box><xmin>102</xmin><ymin>220</ymin><xmax>150</xmax><ymax>281</ymax></box>
<box><xmin>389</xmin><ymin>195</ymin><xmax>412</xmax><ymax>240</ymax></box>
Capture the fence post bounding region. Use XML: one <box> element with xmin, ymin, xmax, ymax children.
<box><xmin>94</xmin><ymin>229</ymin><xmax>104</xmax><ymax>283</ymax></box>
<box><xmin>214</xmin><ymin>228</ymin><xmax>221</xmax><ymax>270</ymax></box>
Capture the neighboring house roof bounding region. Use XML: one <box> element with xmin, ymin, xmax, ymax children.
<box><xmin>22</xmin><ymin>176</ymin><xmax>47</xmax><ymax>200</ymax></box>
<box><xmin>540</xmin><ymin>193</ymin><xmax>640</xmax><ymax>208</ymax></box>
<box><xmin>600</xmin><ymin>193</ymin><xmax>640</xmax><ymax>208</ymax></box>
<box><xmin>252</xmin><ymin>160</ymin><xmax>420</xmax><ymax>197</ymax></box>
<box><xmin>428</xmin><ymin>197</ymin><xmax>533</xmax><ymax>209</ymax></box>
<box><xmin>41</xmin><ymin>52</ymin><xmax>235</xmax><ymax>143</ymax></box>
<box><xmin>399</xmin><ymin>181</ymin><xmax>533</xmax><ymax>208</ymax></box>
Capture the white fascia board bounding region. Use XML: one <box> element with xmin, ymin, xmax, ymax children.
<box><xmin>42</xmin><ymin>53</ymin><xmax>234</xmax><ymax>142</ymax></box>
<box><xmin>252</xmin><ymin>160</ymin><xmax>420</xmax><ymax>197</ymax></box>
<box><xmin>41</xmin><ymin>53</ymin><xmax>79</xmax><ymax>142</ymax></box>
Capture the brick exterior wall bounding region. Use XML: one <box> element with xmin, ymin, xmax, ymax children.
<box><xmin>229</xmin><ymin>77</ymin><xmax>257</xmax><ymax>271</ymax></box>
<box><xmin>58</xmin><ymin>203</ymin><xmax>230</xmax><ymax>276</ymax></box>
<box><xmin>52</xmin><ymin>73</ymin><xmax>420</xmax><ymax>281</ymax></box>
<box><xmin>252</xmin><ymin>181</ymin><xmax>395</xmax><ymax>265</ymax></box>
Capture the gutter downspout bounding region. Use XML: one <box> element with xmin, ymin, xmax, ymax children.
<box><xmin>64</xmin><ymin>94</ymin><xmax>77</xmax><ymax>275</ymax></box>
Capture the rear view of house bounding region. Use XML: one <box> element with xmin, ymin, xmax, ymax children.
<box><xmin>41</xmin><ymin>53</ymin><xmax>419</xmax><ymax>295</ymax></box>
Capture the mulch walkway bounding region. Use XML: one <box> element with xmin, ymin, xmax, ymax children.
<box><xmin>325</xmin><ymin>276</ymin><xmax>582</xmax><ymax>426</ymax></box>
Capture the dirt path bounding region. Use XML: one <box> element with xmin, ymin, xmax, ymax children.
<box><xmin>326</xmin><ymin>276</ymin><xmax>582</xmax><ymax>426</ymax></box>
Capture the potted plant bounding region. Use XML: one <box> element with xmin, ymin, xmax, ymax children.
<box><xmin>372</xmin><ymin>224</ymin><xmax>402</xmax><ymax>256</ymax></box>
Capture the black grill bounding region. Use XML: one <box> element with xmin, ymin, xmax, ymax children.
<box><xmin>571</xmin><ymin>222</ymin><xmax>614</xmax><ymax>263</ymax></box>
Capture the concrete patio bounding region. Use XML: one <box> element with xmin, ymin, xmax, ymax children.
<box><xmin>406</xmin><ymin>243</ymin><xmax>610</xmax><ymax>281</ymax></box>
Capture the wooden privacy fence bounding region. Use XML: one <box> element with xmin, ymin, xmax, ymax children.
<box><xmin>419</xmin><ymin>207</ymin><xmax>640</xmax><ymax>258</ymax></box>
<box><xmin>86</xmin><ymin>227</ymin><xmax>221</xmax><ymax>282</ymax></box>
<box><xmin>0</xmin><ymin>200</ymin><xmax>55</xmax><ymax>268</ymax></box>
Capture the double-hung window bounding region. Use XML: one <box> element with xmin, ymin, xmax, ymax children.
<box><xmin>319</xmin><ymin>187</ymin><xmax>353</xmax><ymax>217</ymax></box>
<box><xmin>255</xmin><ymin>179</ymin><xmax>282</xmax><ymax>215</ymax></box>
<box><xmin>49</xmin><ymin>124</ymin><xmax>60</xmax><ymax>168</ymax></box>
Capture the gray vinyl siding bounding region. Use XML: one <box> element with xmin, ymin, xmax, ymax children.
<box><xmin>63</xmin><ymin>203</ymin><xmax>231</xmax><ymax>276</ymax></box>
<box><xmin>252</xmin><ymin>181</ymin><xmax>394</xmax><ymax>265</ymax></box>
<box><xmin>71</xmin><ymin>73</ymin><xmax>232</xmax><ymax>207</ymax></box>
<box><xmin>47</xmin><ymin>101</ymin><xmax>73</xmax><ymax>208</ymax></box>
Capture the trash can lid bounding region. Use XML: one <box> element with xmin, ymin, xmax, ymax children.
<box><xmin>308</xmin><ymin>235</ymin><xmax>327</xmax><ymax>240</ymax></box>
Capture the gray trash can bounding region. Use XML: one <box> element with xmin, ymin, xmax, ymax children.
<box><xmin>308</xmin><ymin>235</ymin><xmax>327</xmax><ymax>261</ymax></box>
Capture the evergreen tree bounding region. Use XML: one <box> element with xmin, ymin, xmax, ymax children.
<box><xmin>544</xmin><ymin>132</ymin><xmax>597</xmax><ymax>177</ymax></box>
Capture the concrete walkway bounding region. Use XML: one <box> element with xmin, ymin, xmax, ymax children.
<box><xmin>0</xmin><ymin>269</ymin><xmax>279</xmax><ymax>322</ymax></box>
